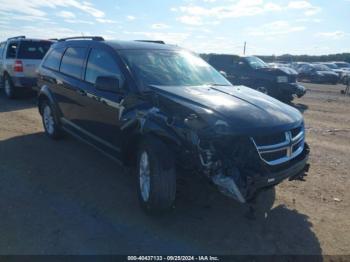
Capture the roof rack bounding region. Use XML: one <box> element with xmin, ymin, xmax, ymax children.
<box><xmin>7</xmin><ymin>36</ymin><xmax>26</xmax><ymax>41</ymax></box>
<box><xmin>58</xmin><ymin>36</ymin><xmax>104</xmax><ymax>42</ymax></box>
<box><xmin>135</xmin><ymin>40</ymin><xmax>165</xmax><ymax>44</ymax></box>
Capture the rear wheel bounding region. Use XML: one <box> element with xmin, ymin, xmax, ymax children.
<box><xmin>136</xmin><ymin>137</ymin><xmax>176</xmax><ymax>213</ymax></box>
<box><xmin>40</xmin><ymin>100</ymin><xmax>63</xmax><ymax>139</ymax></box>
<box><xmin>3</xmin><ymin>75</ymin><xmax>17</xmax><ymax>99</ymax></box>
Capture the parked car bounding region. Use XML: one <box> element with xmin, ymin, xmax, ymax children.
<box><xmin>0</xmin><ymin>36</ymin><xmax>53</xmax><ymax>98</ymax></box>
<box><xmin>208</xmin><ymin>55</ymin><xmax>306</xmax><ymax>102</ymax></box>
<box><xmin>297</xmin><ymin>64</ymin><xmax>339</xmax><ymax>84</ymax></box>
<box><xmin>37</xmin><ymin>36</ymin><xmax>309</xmax><ymax>213</ymax></box>
<box><xmin>332</xmin><ymin>61</ymin><xmax>350</xmax><ymax>69</ymax></box>
<box><xmin>320</xmin><ymin>63</ymin><xmax>343</xmax><ymax>76</ymax></box>
<box><xmin>340</xmin><ymin>69</ymin><xmax>350</xmax><ymax>85</ymax></box>
<box><xmin>290</xmin><ymin>62</ymin><xmax>310</xmax><ymax>71</ymax></box>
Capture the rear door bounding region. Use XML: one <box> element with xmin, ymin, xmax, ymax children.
<box><xmin>55</xmin><ymin>46</ymin><xmax>88</xmax><ymax>122</ymax></box>
<box><xmin>17</xmin><ymin>40</ymin><xmax>52</xmax><ymax>78</ymax></box>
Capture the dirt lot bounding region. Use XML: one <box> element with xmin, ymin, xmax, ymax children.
<box><xmin>0</xmin><ymin>83</ymin><xmax>349</xmax><ymax>255</ymax></box>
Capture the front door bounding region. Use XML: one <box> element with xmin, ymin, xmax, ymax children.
<box><xmin>70</xmin><ymin>47</ymin><xmax>127</xmax><ymax>151</ymax></box>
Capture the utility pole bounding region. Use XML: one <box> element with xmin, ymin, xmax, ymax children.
<box><xmin>243</xmin><ymin>41</ymin><xmax>246</xmax><ymax>56</ymax></box>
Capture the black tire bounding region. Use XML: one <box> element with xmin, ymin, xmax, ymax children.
<box><xmin>40</xmin><ymin>100</ymin><xmax>63</xmax><ymax>140</ymax></box>
<box><xmin>136</xmin><ymin>136</ymin><xmax>176</xmax><ymax>213</ymax></box>
<box><xmin>3</xmin><ymin>74</ymin><xmax>17</xmax><ymax>99</ymax></box>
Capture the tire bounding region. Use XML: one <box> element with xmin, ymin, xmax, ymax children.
<box><xmin>40</xmin><ymin>100</ymin><xmax>63</xmax><ymax>139</ymax></box>
<box><xmin>3</xmin><ymin>74</ymin><xmax>17</xmax><ymax>99</ymax></box>
<box><xmin>136</xmin><ymin>137</ymin><xmax>176</xmax><ymax>213</ymax></box>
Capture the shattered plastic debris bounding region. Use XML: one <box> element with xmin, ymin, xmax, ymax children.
<box><xmin>212</xmin><ymin>173</ymin><xmax>245</xmax><ymax>203</ymax></box>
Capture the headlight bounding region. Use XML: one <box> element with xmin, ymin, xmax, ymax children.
<box><xmin>277</xmin><ymin>76</ymin><xmax>288</xmax><ymax>83</ymax></box>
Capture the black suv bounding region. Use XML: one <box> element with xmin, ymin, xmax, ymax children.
<box><xmin>37</xmin><ymin>37</ymin><xmax>309</xmax><ymax>213</ymax></box>
<box><xmin>207</xmin><ymin>55</ymin><xmax>306</xmax><ymax>102</ymax></box>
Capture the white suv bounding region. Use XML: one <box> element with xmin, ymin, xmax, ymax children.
<box><xmin>0</xmin><ymin>36</ymin><xmax>53</xmax><ymax>99</ymax></box>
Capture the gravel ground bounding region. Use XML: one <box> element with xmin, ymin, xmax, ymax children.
<box><xmin>0</xmin><ymin>83</ymin><xmax>349</xmax><ymax>255</ymax></box>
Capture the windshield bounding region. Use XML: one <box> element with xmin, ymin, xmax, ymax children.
<box><xmin>17</xmin><ymin>41</ymin><xmax>52</xmax><ymax>59</ymax></box>
<box><xmin>120</xmin><ymin>50</ymin><xmax>231</xmax><ymax>88</ymax></box>
<box><xmin>313</xmin><ymin>64</ymin><xmax>331</xmax><ymax>71</ymax></box>
<box><xmin>245</xmin><ymin>56</ymin><xmax>268</xmax><ymax>69</ymax></box>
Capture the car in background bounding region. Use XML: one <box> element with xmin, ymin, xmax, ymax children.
<box><xmin>297</xmin><ymin>64</ymin><xmax>339</xmax><ymax>84</ymax></box>
<box><xmin>290</xmin><ymin>62</ymin><xmax>310</xmax><ymax>71</ymax></box>
<box><xmin>333</xmin><ymin>61</ymin><xmax>350</xmax><ymax>69</ymax></box>
<box><xmin>339</xmin><ymin>68</ymin><xmax>350</xmax><ymax>85</ymax></box>
<box><xmin>320</xmin><ymin>63</ymin><xmax>343</xmax><ymax>76</ymax></box>
<box><xmin>208</xmin><ymin>55</ymin><xmax>306</xmax><ymax>102</ymax></box>
<box><xmin>0</xmin><ymin>36</ymin><xmax>53</xmax><ymax>99</ymax></box>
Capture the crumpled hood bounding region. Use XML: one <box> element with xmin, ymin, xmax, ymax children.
<box><xmin>149</xmin><ymin>85</ymin><xmax>303</xmax><ymax>135</ymax></box>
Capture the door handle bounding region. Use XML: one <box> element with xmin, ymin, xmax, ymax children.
<box><xmin>77</xmin><ymin>89</ymin><xmax>87</xmax><ymax>96</ymax></box>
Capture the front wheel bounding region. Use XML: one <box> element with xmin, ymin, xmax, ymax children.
<box><xmin>137</xmin><ymin>137</ymin><xmax>176</xmax><ymax>213</ymax></box>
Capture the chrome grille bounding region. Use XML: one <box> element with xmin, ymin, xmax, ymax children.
<box><xmin>251</xmin><ymin>125</ymin><xmax>305</xmax><ymax>166</ymax></box>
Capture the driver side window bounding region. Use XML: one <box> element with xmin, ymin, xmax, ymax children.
<box><xmin>85</xmin><ymin>48</ymin><xmax>124</xmax><ymax>88</ymax></box>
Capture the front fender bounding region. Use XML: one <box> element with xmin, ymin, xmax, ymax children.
<box><xmin>120</xmin><ymin>107</ymin><xmax>183</xmax><ymax>148</ymax></box>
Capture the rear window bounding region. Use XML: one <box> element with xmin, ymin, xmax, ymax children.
<box><xmin>60</xmin><ymin>47</ymin><xmax>87</xmax><ymax>79</ymax></box>
<box><xmin>17</xmin><ymin>41</ymin><xmax>52</xmax><ymax>59</ymax></box>
<box><xmin>42</xmin><ymin>47</ymin><xmax>65</xmax><ymax>71</ymax></box>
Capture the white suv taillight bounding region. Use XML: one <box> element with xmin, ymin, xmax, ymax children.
<box><xmin>13</xmin><ymin>60</ymin><xmax>23</xmax><ymax>72</ymax></box>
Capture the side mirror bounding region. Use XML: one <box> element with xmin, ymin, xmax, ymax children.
<box><xmin>95</xmin><ymin>76</ymin><xmax>120</xmax><ymax>93</ymax></box>
<box><xmin>219</xmin><ymin>71</ymin><xmax>227</xmax><ymax>77</ymax></box>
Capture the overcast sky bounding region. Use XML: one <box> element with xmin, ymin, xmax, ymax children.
<box><xmin>0</xmin><ymin>0</ymin><xmax>348</xmax><ymax>55</ymax></box>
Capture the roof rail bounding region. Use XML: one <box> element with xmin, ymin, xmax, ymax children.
<box><xmin>58</xmin><ymin>36</ymin><xmax>104</xmax><ymax>42</ymax></box>
<box><xmin>135</xmin><ymin>40</ymin><xmax>165</xmax><ymax>44</ymax></box>
<box><xmin>7</xmin><ymin>36</ymin><xmax>26</xmax><ymax>41</ymax></box>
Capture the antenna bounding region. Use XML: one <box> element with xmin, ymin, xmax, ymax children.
<box><xmin>243</xmin><ymin>41</ymin><xmax>247</xmax><ymax>55</ymax></box>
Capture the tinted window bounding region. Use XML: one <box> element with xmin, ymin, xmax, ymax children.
<box><xmin>6</xmin><ymin>42</ymin><xmax>18</xmax><ymax>58</ymax></box>
<box><xmin>17</xmin><ymin>41</ymin><xmax>52</xmax><ymax>59</ymax></box>
<box><xmin>85</xmin><ymin>49</ymin><xmax>123</xmax><ymax>85</ymax></box>
<box><xmin>60</xmin><ymin>47</ymin><xmax>87</xmax><ymax>79</ymax></box>
<box><xmin>42</xmin><ymin>48</ymin><xmax>64</xmax><ymax>71</ymax></box>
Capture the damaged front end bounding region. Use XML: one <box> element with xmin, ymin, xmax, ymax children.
<box><xmin>191</xmin><ymin>123</ymin><xmax>310</xmax><ymax>203</ymax></box>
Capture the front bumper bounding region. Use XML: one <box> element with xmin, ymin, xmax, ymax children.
<box><xmin>279</xmin><ymin>82</ymin><xmax>306</xmax><ymax>98</ymax></box>
<box><xmin>12</xmin><ymin>77</ymin><xmax>37</xmax><ymax>88</ymax></box>
<box><xmin>212</xmin><ymin>143</ymin><xmax>310</xmax><ymax>203</ymax></box>
<box><xmin>246</xmin><ymin>143</ymin><xmax>310</xmax><ymax>201</ymax></box>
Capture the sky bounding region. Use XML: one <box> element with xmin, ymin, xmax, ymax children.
<box><xmin>0</xmin><ymin>0</ymin><xmax>349</xmax><ymax>55</ymax></box>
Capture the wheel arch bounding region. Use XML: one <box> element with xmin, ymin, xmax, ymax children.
<box><xmin>37</xmin><ymin>85</ymin><xmax>62</xmax><ymax>120</ymax></box>
<box><xmin>121</xmin><ymin>118</ymin><xmax>182</xmax><ymax>167</ymax></box>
